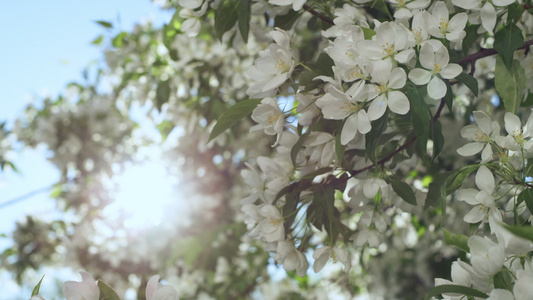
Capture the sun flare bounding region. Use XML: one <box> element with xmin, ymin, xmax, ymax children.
<box><xmin>103</xmin><ymin>161</ymin><xmax>180</xmax><ymax>229</ymax></box>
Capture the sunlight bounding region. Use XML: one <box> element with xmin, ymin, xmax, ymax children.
<box><xmin>103</xmin><ymin>161</ymin><xmax>179</xmax><ymax>229</ymax></box>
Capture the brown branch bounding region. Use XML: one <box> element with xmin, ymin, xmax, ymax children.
<box><xmin>303</xmin><ymin>4</ymin><xmax>334</xmax><ymax>25</ymax></box>
<box><xmin>458</xmin><ymin>39</ymin><xmax>533</xmax><ymax>75</ymax></box>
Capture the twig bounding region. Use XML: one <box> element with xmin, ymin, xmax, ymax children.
<box><xmin>458</xmin><ymin>39</ymin><xmax>533</xmax><ymax>75</ymax></box>
<box><xmin>303</xmin><ymin>4</ymin><xmax>334</xmax><ymax>25</ymax></box>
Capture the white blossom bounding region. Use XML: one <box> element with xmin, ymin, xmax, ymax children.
<box><xmin>146</xmin><ymin>275</ymin><xmax>179</xmax><ymax>300</ymax></box>
<box><xmin>62</xmin><ymin>271</ymin><xmax>99</xmax><ymax>300</ymax></box>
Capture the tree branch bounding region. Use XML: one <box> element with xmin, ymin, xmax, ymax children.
<box><xmin>303</xmin><ymin>4</ymin><xmax>334</xmax><ymax>25</ymax></box>
<box><xmin>458</xmin><ymin>39</ymin><xmax>533</xmax><ymax>75</ymax></box>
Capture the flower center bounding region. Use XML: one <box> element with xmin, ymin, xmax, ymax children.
<box><xmin>382</xmin><ymin>42</ymin><xmax>395</xmax><ymax>57</ymax></box>
<box><xmin>275</xmin><ymin>57</ymin><xmax>290</xmax><ymax>73</ymax></box>
<box><xmin>433</xmin><ymin>64</ymin><xmax>442</xmax><ymax>74</ymax></box>
<box><xmin>439</xmin><ymin>18</ymin><xmax>449</xmax><ymax>34</ymax></box>
<box><xmin>268</xmin><ymin>113</ymin><xmax>280</xmax><ymax>125</ymax></box>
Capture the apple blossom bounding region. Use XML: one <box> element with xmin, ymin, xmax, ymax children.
<box><xmin>312</xmin><ymin>246</ymin><xmax>351</xmax><ymax>273</ymax></box>
<box><xmin>246</xmin><ymin>28</ymin><xmax>295</xmax><ymax>98</ymax></box>
<box><xmin>457</xmin><ymin>111</ymin><xmax>500</xmax><ymax>163</ymax></box>
<box><xmin>468</xmin><ymin>236</ymin><xmax>505</xmax><ymax>276</ymax></box>
<box><xmin>408</xmin><ymin>41</ymin><xmax>462</xmax><ymax>99</ymax></box>
<box><xmin>274</xmin><ymin>240</ymin><xmax>309</xmax><ymax>277</ymax></box>
<box><xmin>425</xmin><ymin>1</ymin><xmax>467</xmax><ymax>42</ymax></box>
<box><xmin>456</xmin><ymin>165</ymin><xmax>501</xmax><ymax>224</ymax></box>
<box><xmin>357</xmin><ymin>21</ymin><xmax>414</xmax><ymax>64</ymax></box>
<box><xmin>367</xmin><ymin>60</ymin><xmax>409</xmax><ymax>119</ymax></box>
<box><xmin>495</xmin><ymin>111</ymin><xmax>533</xmax><ymax>152</ymax></box>
<box><xmin>146</xmin><ymin>275</ymin><xmax>179</xmax><ymax>300</ymax></box>
<box><xmin>62</xmin><ymin>271</ymin><xmax>99</xmax><ymax>300</ymax></box>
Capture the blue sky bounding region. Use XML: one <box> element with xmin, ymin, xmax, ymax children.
<box><xmin>0</xmin><ymin>1</ymin><xmax>173</xmax><ymax>297</ymax></box>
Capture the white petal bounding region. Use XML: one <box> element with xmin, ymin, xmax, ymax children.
<box><xmin>387</xmin><ymin>91</ymin><xmax>409</xmax><ymax>115</ymax></box>
<box><xmin>440</xmin><ymin>64</ymin><xmax>462</xmax><ymax>79</ymax></box>
<box><xmin>475</xmin><ymin>165</ymin><xmax>494</xmax><ymax>194</ymax></box>
<box><xmin>419</xmin><ymin>43</ymin><xmax>436</xmax><ymax>70</ymax></box>
<box><xmin>341</xmin><ymin>115</ymin><xmax>358</xmax><ymax>145</ymax></box>
<box><xmin>409</xmin><ymin>68</ymin><xmax>432</xmax><ymax>85</ymax></box>
<box><xmin>473</xmin><ymin>111</ymin><xmax>493</xmax><ymax>134</ymax></box>
<box><xmin>464</xmin><ymin>206</ymin><xmax>487</xmax><ymax>223</ymax></box>
<box><xmin>427</xmin><ymin>76</ymin><xmax>446</xmax><ymax>99</ymax></box>
<box><xmin>367</xmin><ymin>95</ymin><xmax>387</xmax><ymax>120</ymax></box>
<box><xmin>457</xmin><ymin>142</ymin><xmax>484</xmax><ymax>156</ymax></box>
<box><xmin>480</xmin><ymin>3</ymin><xmax>497</xmax><ymax>34</ymax></box>
<box><xmin>504</xmin><ymin>112</ymin><xmax>522</xmax><ymax>136</ymax></box>
<box><xmin>357</xmin><ymin>110</ymin><xmax>372</xmax><ymax>134</ymax></box>
<box><xmin>388</xmin><ymin>68</ymin><xmax>407</xmax><ymax>89</ymax></box>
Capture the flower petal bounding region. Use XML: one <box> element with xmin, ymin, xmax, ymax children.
<box><xmin>387</xmin><ymin>91</ymin><xmax>409</xmax><ymax>115</ymax></box>
<box><xmin>408</xmin><ymin>68</ymin><xmax>432</xmax><ymax>85</ymax></box>
<box><xmin>427</xmin><ymin>76</ymin><xmax>446</xmax><ymax>99</ymax></box>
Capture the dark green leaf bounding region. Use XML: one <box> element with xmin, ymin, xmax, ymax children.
<box><xmin>283</xmin><ymin>190</ymin><xmax>300</xmax><ymax>232</ymax></box>
<box><xmin>408</xmin><ymin>86</ymin><xmax>430</xmax><ymax>158</ymax></box>
<box><xmin>507</xmin><ymin>2</ymin><xmax>525</xmax><ymax>23</ymax></box>
<box><xmin>95</xmin><ymin>20</ymin><xmax>113</xmax><ymax>29</ymax></box>
<box><xmin>365</xmin><ymin>111</ymin><xmax>388</xmax><ymax>163</ymax></box>
<box><xmin>494</xmin><ymin>23</ymin><xmax>524</xmax><ymax>70</ymax></box>
<box><xmin>503</xmin><ymin>224</ymin><xmax>533</xmax><ymax>243</ymax></box>
<box><xmin>493</xmin><ymin>270</ymin><xmax>513</xmax><ymax>291</ymax></box>
<box><xmin>291</xmin><ymin>130</ymin><xmax>311</xmax><ymax>167</ymax></box>
<box><xmin>155</xmin><ymin>80</ymin><xmax>171</xmax><ymax>112</ymax></box>
<box><xmin>335</xmin><ymin>132</ymin><xmax>345</xmax><ymax>165</ymax></box>
<box><xmin>518</xmin><ymin>188</ymin><xmax>533</xmax><ymax>215</ymax></box>
<box><xmin>442</xmin><ymin>229</ymin><xmax>469</xmax><ymax>253</ymax></box>
<box><xmin>215</xmin><ymin>0</ymin><xmax>240</xmax><ymax>40</ymax></box>
<box><xmin>446</xmin><ymin>164</ymin><xmax>479</xmax><ymax>193</ymax></box>
<box><xmin>208</xmin><ymin>99</ymin><xmax>262</xmax><ymax>142</ymax></box>
<box><xmin>238</xmin><ymin>0</ymin><xmax>251</xmax><ymax>42</ymax></box>
<box><xmin>456</xmin><ymin>73</ymin><xmax>478</xmax><ymax>97</ymax></box>
<box><xmin>444</xmin><ymin>80</ymin><xmax>453</xmax><ymax>112</ymax></box>
<box><xmin>431</xmin><ymin>120</ymin><xmax>444</xmax><ymax>159</ymax></box>
<box><xmin>314</xmin><ymin>53</ymin><xmax>335</xmax><ymax>77</ymax></box>
<box><xmin>462</xmin><ymin>24</ymin><xmax>481</xmax><ymax>55</ymax></box>
<box><xmin>31</xmin><ymin>275</ymin><xmax>45</xmax><ymax>297</ymax></box>
<box><xmin>495</xmin><ymin>57</ymin><xmax>527</xmax><ymax>114</ymax></box>
<box><xmin>425</xmin><ymin>172</ymin><xmax>448</xmax><ymax>209</ymax></box>
<box><xmin>424</xmin><ymin>284</ymin><xmax>488</xmax><ymax>300</ymax></box>
<box><xmin>98</xmin><ymin>280</ymin><xmax>122</xmax><ymax>300</ymax></box>
<box><xmin>274</xmin><ymin>10</ymin><xmax>300</xmax><ymax>30</ymax></box>
<box><xmin>389</xmin><ymin>178</ymin><xmax>417</xmax><ymax>205</ymax></box>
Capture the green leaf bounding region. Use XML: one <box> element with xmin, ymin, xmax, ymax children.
<box><xmin>444</xmin><ymin>80</ymin><xmax>453</xmax><ymax>112</ymax></box>
<box><xmin>215</xmin><ymin>0</ymin><xmax>240</xmax><ymax>41</ymax></box>
<box><xmin>274</xmin><ymin>10</ymin><xmax>300</xmax><ymax>30</ymax></box>
<box><xmin>365</xmin><ymin>111</ymin><xmax>388</xmax><ymax>163</ymax></box>
<box><xmin>335</xmin><ymin>133</ymin><xmax>345</xmax><ymax>165</ymax></box>
<box><xmin>494</xmin><ymin>22</ymin><xmax>524</xmax><ymax>70</ymax></box>
<box><xmin>91</xmin><ymin>35</ymin><xmax>104</xmax><ymax>45</ymax></box>
<box><xmin>238</xmin><ymin>0</ymin><xmax>251</xmax><ymax>42</ymax></box>
<box><xmin>507</xmin><ymin>2</ymin><xmax>525</xmax><ymax>23</ymax></box>
<box><xmin>95</xmin><ymin>20</ymin><xmax>113</xmax><ymax>29</ymax></box>
<box><xmin>208</xmin><ymin>99</ymin><xmax>261</xmax><ymax>142</ymax></box>
<box><xmin>431</xmin><ymin>120</ymin><xmax>444</xmax><ymax>159</ymax></box>
<box><xmin>424</xmin><ymin>284</ymin><xmax>488</xmax><ymax>300</ymax></box>
<box><xmin>155</xmin><ymin>80</ymin><xmax>171</xmax><ymax>112</ymax></box>
<box><xmin>408</xmin><ymin>86</ymin><xmax>430</xmax><ymax>158</ymax></box>
<box><xmin>517</xmin><ymin>188</ymin><xmax>533</xmax><ymax>215</ymax></box>
<box><xmin>446</xmin><ymin>164</ymin><xmax>479</xmax><ymax>193</ymax></box>
<box><xmin>462</xmin><ymin>24</ymin><xmax>480</xmax><ymax>55</ymax></box>
<box><xmin>502</xmin><ymin>224</ymin><xmax>533</xmax><ymax>243</ymax></box>
<box><xmin>493</xmin><ymin>269</ymin><xmax>513</xmax><ymax>291</ymax></box>
<box><xmin>157</xmin><ymin>120</ymin><xmax>174</xmax><ymax>142</ymax></box>
<box><xmin>361</xmin><ymin>26</ymin><xmax>376</xmax><ymax>40</ymax></box>
<box><xmin>495</xmin><ymin>57</ymin><xmax>527</xmax><ymax>114</ymax></box>
<box><xmin>442</xmin><ymin>229</ymin><xmax>470</xmax><ymax>253</ymax></box>
<box><xmin>456</xmin><ymin>73</ymin><xmax>478</xmax><ymax>97</ymax></box>
<box><xmin>31</xmin><ymin>275</ymin><xmax>45</xmax><ymax>297</ymax></box>
<box><xmin>314</xmin><ymin>53</ymin><xmax>335</xmax><ymax>77</ymax></box>
<box><xmin>389</xmin><ymin>178</ymin><xmax>417</xmax><ymax>205</ymax></box>
<box><xmin>425</xmin><ymin>172</ymin><xmax>448</xmax><ymax>209</ymax></box>
<box><xmin>112</xmin><ymin>32</ymin><xmax>127</xmax><ymax>48</ymax></box>
<box><xmin>291</xmin><ymin>130</ymin><xmax>311</xmax><ymax>167</ymax></box>
<box><xmin>97</xmin><ymin>280</ymin><xmax>121</xmax><ymax>300</ymax></box>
